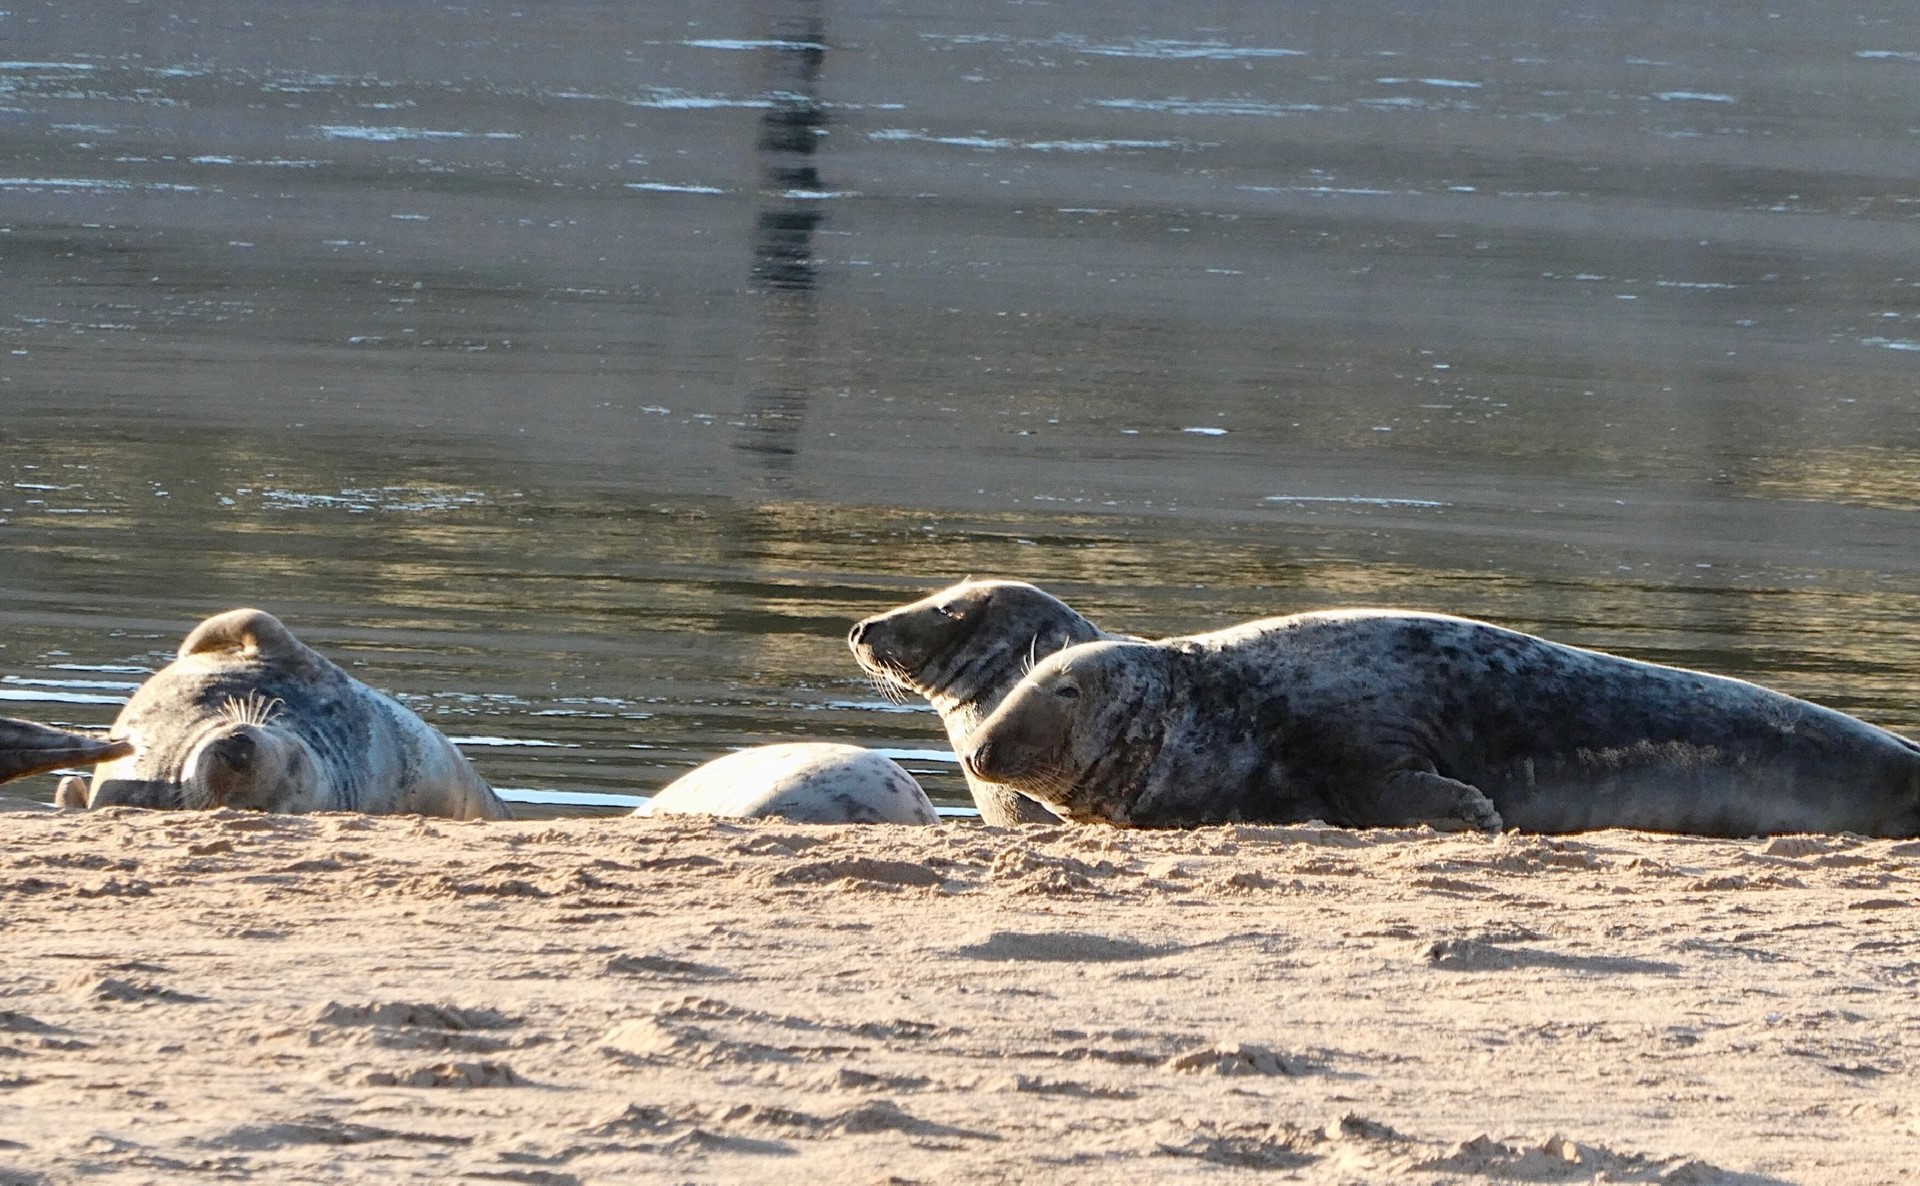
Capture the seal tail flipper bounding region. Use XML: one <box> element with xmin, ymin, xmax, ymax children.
<box><xmin>0</xmin><ymin>717</ymin><xmax>134</xmax><ymax>785</ymax></box>
<box><xmin>177</xmin><ymin>608</ymin><xmax>307</xmax><ymax>663</ymax></box>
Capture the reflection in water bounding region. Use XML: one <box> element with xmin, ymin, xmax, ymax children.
<box><xmin>738</xmin><ymin>0</ymin><xmax>828</xmax><ymax>470</ymax></box>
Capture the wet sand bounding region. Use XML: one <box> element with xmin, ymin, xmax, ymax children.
<box><xmin>2</xmin><ymin>807</ymin><xmax>1915</xmax><ymax>1183</ymax></box>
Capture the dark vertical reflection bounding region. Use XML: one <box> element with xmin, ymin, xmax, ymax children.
<box><xmin>736</xmin><ymin>0</ymin><xmax>828</xmax><ymax>473</ymax></box>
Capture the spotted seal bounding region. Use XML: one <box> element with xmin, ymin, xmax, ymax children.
<box><xmin>75</xmin><ymin>608</ymin><xmax>510</xmax><ymax>820</ymax></box>
<box><xmin>963</xmin><ymin>609</ymin><xmax>1920</xmax><ymax>837</ymax></box>
<box><xmin>848</xmin><ymin>580</ymin><xmax>1123</xmax><ymax>826</ymax></box>
<box><xmin>638</xmin><ymin>742</ymin><xmax>940</xmax><ymax>824</ymax></box>
<box><xmin>0</xmin><ymin>717</ymin><xmax>132</xmax><ymax>785</ymax></box>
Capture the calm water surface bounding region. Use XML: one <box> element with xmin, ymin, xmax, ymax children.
<box><xmin>3</xmin><ymin>1</ymin><xmax>1918</xmax><ymax>814</ymax></box>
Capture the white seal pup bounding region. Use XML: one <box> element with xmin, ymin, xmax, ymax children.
<box><xmin>964</xmin><ymin>609</ymin><xmax>1920</xmax><ymax>837</ymax></box>
<box><xmin>637</xmin><ymin>742</ymin><xmax>939</xmax><ymax>824</ymax></box>
<box><xmin>848</xmin><ymin>580</ymin><xmax>1124</xmax><ymax>826</ymax></box>
<box><xmin>76</xmin><ymin>609</ymin><xmax>510</xmax><ymax>820</ymax></box>
<box><xmin>0</xmin><ymin>717</ymin><xmax>132</xmax><ymax>785</ymax></box>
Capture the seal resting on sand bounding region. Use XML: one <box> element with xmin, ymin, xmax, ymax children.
<box><xmin>638</xmin><ymin>742</ymin><xmax>939</xmax><ymax>824</ymax></box>
<box><xmin>848</xmin><ymin>580</ymin><xmax>1122</xmax><ymax>826</ymax></box>
<box><xmin>0</xmin><ymin>717</ymin><xmax>132</xmax><ymax>785</ymax></box>
<box><xmin>963</xmin><ymin>609</ymin><xmax>1920</xmax><ymax>837</ymax></box>
<box><xmin>74</xmin><ymin>609</ymin><xmax>510</xmax><ymax>820</ymax></box>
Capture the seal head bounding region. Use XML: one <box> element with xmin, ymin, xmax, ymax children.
<box><xmin>848</xmin><ymin>580</ymin><xmax>1114</xmax><ymax>825</ymax></box>
<box><xmin>81</xmin><ymin>608</ymin><xmax>509</xmax><ymax>820</ymax></box>
<box><xmin>964</xmin><ymin>641</ymin><xmax>1181</xmax><ymax>825</ymax></box>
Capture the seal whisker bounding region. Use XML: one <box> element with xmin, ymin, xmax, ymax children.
<box><xmin>866</xmin><ymin>670</ymin><xmax>909</xmax><ymax>706</ymax></box>
<box><xmin>217</xmin><ymin>691</ymin><xmax>284</xmax><ymax>727</ymax></box>
<box><xmin>852</xmin><ymin>649</ymin><xmax>922</xmax><ymax>705</ymax></box>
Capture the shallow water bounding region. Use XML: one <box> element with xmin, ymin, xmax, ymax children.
<box><xmin>2</xmin><ymin>1</ymin><xmax>1917</xmax><ymax>816</ymax></box>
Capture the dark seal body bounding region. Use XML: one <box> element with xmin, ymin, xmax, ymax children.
<box><xmin>79</xmin><ymin>609</ymin><xmax>510</xmax><ymax>820</ymax></box>
<box><xmin>0</xmin><ymin>717</ymin><xmax>132</xmax><ymax>785</ymax></box>
<box><xmin>848</xmin><ymin>580</ymin><xmax>1122</xmax><ymax>826</ymax></box>
<box><xmin>965</xmin><ymin>610</ymin><xmax>1920</xmax><ymax>837</ymax></box>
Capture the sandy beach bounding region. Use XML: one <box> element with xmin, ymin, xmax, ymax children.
<box><xmin>1</xmin><ymin>808</ymin><xmax>1916</xmax><ymax>1184</ymax></box>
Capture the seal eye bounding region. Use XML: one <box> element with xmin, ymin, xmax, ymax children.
<box><xmin>935</xmin><ymin>602</ymin><xmax>967</xmax><ymax>621</ymax></box>
<box><xmin>1054</xmin><ymin>685</ymin><xmax>1080</xmax><ymax>700</ymax></box>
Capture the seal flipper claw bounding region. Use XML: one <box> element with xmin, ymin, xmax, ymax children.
<box><xmin>1359</xmin><ymin>769</ymin><xmax>1504</xmax><ymax>833</ymax></box>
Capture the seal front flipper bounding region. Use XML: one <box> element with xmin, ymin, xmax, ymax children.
<box><xmin>1349</xmin><ymin>768</ymin><xmax>1504</xmax><ymax>833</ymax></box>
<box><xmin>0</xmin><ymin>717</ymin><xmax>134</xmax><ymax>785</ymax></box>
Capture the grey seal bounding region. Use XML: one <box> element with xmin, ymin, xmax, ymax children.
<box><xmin>638</xmin><ymin>742</ymin><xmax>940</xmax><ymax>824</ymax></box>
<box><xmin>75</xmin><ymin>608</ymin><xmax>511</xmax><ymax>820</ymax></box>
<box><xmin>848</xmin><ymin>580</ymin><xmax>1122</xmax><ymax>826</ymax></box>
<box><xmin>0</xmin><ymin>717</ymin><xmax>132</xmax><ymax>785</ymax></box>
<box><xmin>963</xmin><ymin>609</ymin><xmax>1920</xmax><ymax>837</ymax></box>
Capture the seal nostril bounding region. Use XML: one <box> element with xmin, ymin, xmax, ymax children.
<box><xmin>848</xmin><ymin>621</ymin><xmax>868</xmax><ymax>647</ymax></box>
<box><xmin>965</xmin><ymin>739</ymin><xmax>994</xmax><ymax>778</ymax></box>
<box><xmin>212</xmin><ymin>733</ymin><xmax>256</xmax><ymax>772</ymax></box>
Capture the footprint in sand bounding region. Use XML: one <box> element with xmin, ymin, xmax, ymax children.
<box><xmin>314</xmin><ymin>1001</ymin><xmax>514</xmax><ymax>1031</ymax></box>
<box><xmin>1002</xmin><ymin>1074</ymin><xmax>1138</xmax><ymax>1100</ymax></box>
<box><xmin>1157</xmin><ymin>1116</ymin><xmax>1773</xmax><ymax>1183</ymax></box>
<box><xmin>207</xmin><ymin>1115</ymin><xmax>473</xmax><ymax>1151</ymax></box>
<box><xmin>765</xmin><ymin>857</ymin><xmax>944</xmax><ymax>889</ymax></box>
<box><xmin>0</xmin><ymin>1012</ymin><xmax>66</xmax><ymax>1036</ymax></box>
<box><xmin>951</xmin><ymin>930</ymin><xmax>1176</xmax><ymax>962</ymax></box>
<box><xmin>1164</xmin><ymin>1042</ymin><xmax>1319</xmax><ymax>1077</ymax></box>
<box><xmin>603</xmin><ymin>953</ymin><xmax>733</xmax><ymax>981</ymax></box>
<box><xmin>362</xmin><ymin>1061</ymin><xmax>529</xmax><ymax>1088</ymax></box>
<box><xmin>1421</xmin><ymin>938</ymin><xmax>1678</xmax><ymax>976</ymax></box>
<box><xmin>63</xmin><ymin>973</ymin><xmax>203</xmax><ymax>1005</ymax></box>
<box><xmin>313</xmin><ymin>1000</ymin><xmax>521</xmax><ymax>1053</ymax></box>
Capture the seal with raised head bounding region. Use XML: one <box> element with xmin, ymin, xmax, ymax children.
<box><xmin>75</xmin><ymin>609</ymin><xmax>510</xmax><ymax>820</ymax></box>
<box><xmin>0</xmin><ymin>717</ymin><xmax>132</xmax><ymax>786</ymax></box>
<box><xmin>963</xmin><ymin>609</ymin><xmax>1920</xmax><ymax>837</ymax></box>
<box><xmin>848</xmin><ymin>579</ymin><xmax>1123</xmax><ymax>826</ymax></box>
<box><xmin>638</xmin><ymin>742</ymin><xmax>940</xmax><ymax>824</ymax></box>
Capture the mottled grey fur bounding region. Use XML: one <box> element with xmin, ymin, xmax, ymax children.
<box><xmin>641</xmin><ymin>742</ymin><xmax>939</xmax><ymax>824</ymax></box>
<box><xmin>848</xmin><ymin>580</ymin><xmax>1121</xmax><ymax>826</ymax></box>
<box><xmin>78</xmin><ymin>609</ymin><xmax>509</xmax><ymax>820</ymax></box>
<box><xmin>966</xmin><ymin>610</ymin><xmax>1920</xmax><ymax>837</ymax></box>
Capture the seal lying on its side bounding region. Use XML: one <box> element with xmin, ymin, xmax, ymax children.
<box><xmin>638</xmin><ymin>742</ymin><xmax>939</xmax><ymax>824</ymax></box>
<box><xmin>76</xmin><ymin>609</ymin><xmax>511</xmax><ymax>820</ymax></box>
<box><xmin>964</xmin><ymin>610</ymin><xmax>1920</xmax><ymax>837</ymax></box>
<box><xmin>849</xmin><ymin>580</ymin><xmax>1122</xmax><ymax>826</ymax></box>
<box><xmin>0</xmin><ymin>717</ymin><xmax>132</xmax><ymax>785</ymax></box>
